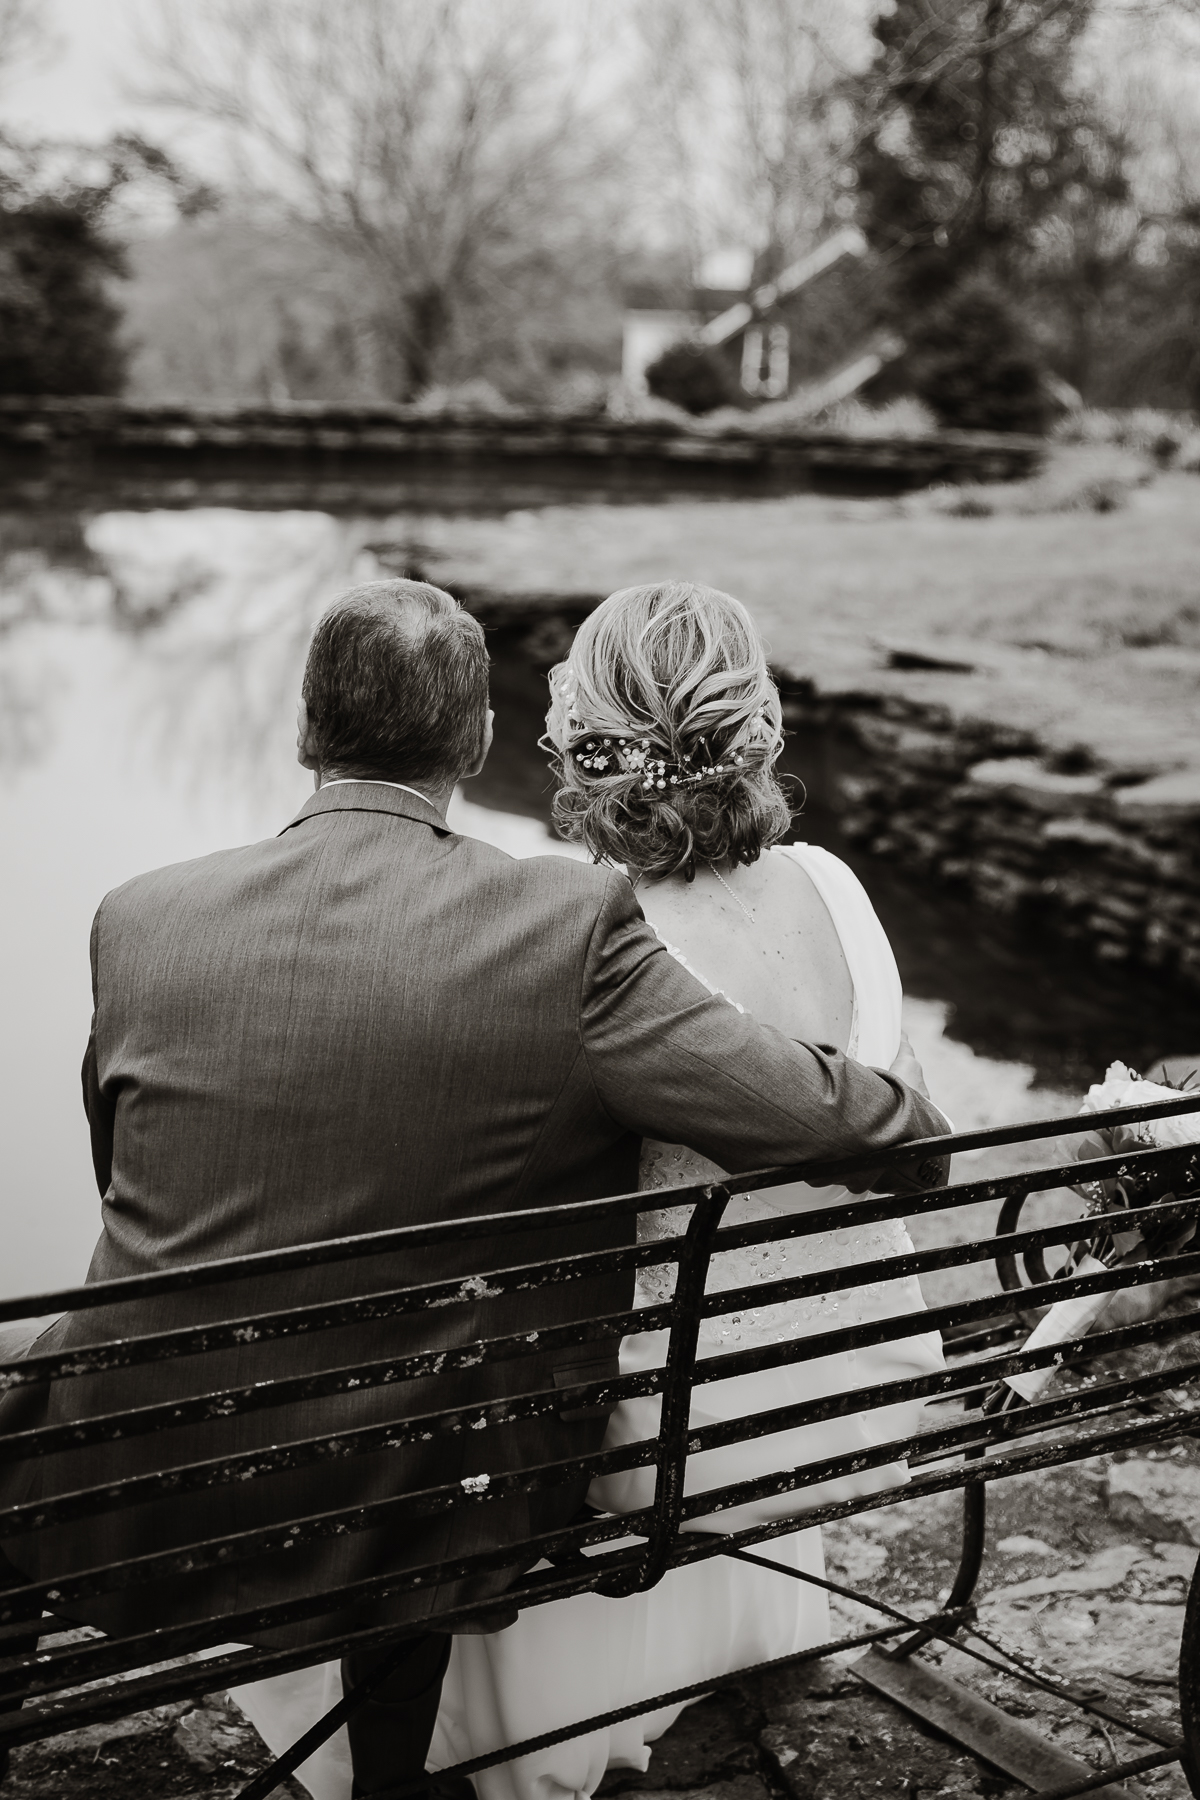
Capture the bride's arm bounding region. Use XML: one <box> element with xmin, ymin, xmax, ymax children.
<box><xmin>581</xmin><ymin>876</ymin><xmax>949</xmax><ymax>1193</ymax></box>
<box><xmin>891</xmin><ymin>1029</ymin><xmax>953</xmax><ymax>1133</ymax></box>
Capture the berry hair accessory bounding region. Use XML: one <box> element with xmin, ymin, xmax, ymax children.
<box><xmin>570</xmin><ymin>734</ymin><xmax>747</xmax><ymax>793</ymax></box>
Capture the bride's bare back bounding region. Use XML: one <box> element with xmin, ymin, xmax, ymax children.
<box><xmin>633</xmin><ymin>848</ymin><xmax>855</xmax><ymax>1050</ymax></box>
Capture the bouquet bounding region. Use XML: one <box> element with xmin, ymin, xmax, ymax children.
<box><xmin>990</xmin><ymin>1063</ymin><xmax>1200</xmax><ymax>1410</ymax></box>
<box><xmin>1072</xmin><ymin>1061</ymin><xmax>1200</xmax><ymax>1273</ymax></box>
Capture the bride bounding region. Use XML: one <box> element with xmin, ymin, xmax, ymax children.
<box><xmin>231</xmin><ymin>580</ymin><xmax>946</xmax><ymax>1800</ymax></box>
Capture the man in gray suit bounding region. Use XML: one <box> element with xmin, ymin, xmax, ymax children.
<box><xmin>1</xmin><ymin>580</ymin><xmax>946</xmax><ymax>1797</ymax></box>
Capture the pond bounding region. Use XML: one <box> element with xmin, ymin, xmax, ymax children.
<box><xmin>3</xmin><ymin>508</ymin><xmax>1198</xmax><ymax>1300</ymax></box>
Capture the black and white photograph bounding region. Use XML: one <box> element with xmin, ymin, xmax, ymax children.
<box><xmin>4</xmin><ymin>4</ymin><xmax>1200</xmax><ymax>1798</ymax></box>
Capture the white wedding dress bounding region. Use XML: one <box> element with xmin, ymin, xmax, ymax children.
<box><xmin>230</xmin><ymin>844</ymin><xmax>945</xmax><ymax>1800</ymax></box>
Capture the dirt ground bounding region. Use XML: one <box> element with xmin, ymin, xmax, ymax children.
<box><xmin>9</xmin><ymin>1430</ymin><xmax>1199</xmax><ymax>1800</ymax></box>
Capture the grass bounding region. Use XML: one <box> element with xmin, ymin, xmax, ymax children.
<box><xmin>421</xmin><ymin>448</ymin><xmax>1200</xmax><ymax>776</ymax></box>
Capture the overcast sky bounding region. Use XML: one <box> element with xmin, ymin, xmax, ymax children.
<box><xmin>8</xmin><ymin>0</ymin><xmax>1200</xmax><ymax>240</ymax></box>
<box><xmin>3</xmin><ymin>0</ymin><xmax>164</xmax><ymax>142</ymax></box>
<box><xmin>10</xmin><ymin>0</ymin><xmax>1200</xmax><ymax>149</ymax></box>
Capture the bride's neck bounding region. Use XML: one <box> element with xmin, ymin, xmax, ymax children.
<box><xmin>628</xmin><ymin>859</ymin><xmax>737</xmax><ymax>898</ymax></box>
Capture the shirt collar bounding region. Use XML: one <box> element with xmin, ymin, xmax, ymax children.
<box><xmin>321</xmin><ymin>777</ymin><xmax>436</xmax><ymax>806</ymax></box>
<box><xmin>280</xmin><ymin>779</ymin><xmax>452</xmax><ymax>837</ymax></box>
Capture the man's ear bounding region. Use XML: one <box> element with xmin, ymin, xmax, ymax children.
<box><xmin>296</xmin><ymin>701</ymin><xmax>321</xmax><ymax>776</ymax></box>
<box><xmin>463</xmin><ymin>709</ymin><xmax>494</xmax><ymax>781</ymax></box>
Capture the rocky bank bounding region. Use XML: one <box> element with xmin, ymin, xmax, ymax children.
<box><xmin>408</xmin><ymin>455</ymin><xmax>1200</xmax><ymax>997</ymax></box>
<box><xmin>776</xmin><ymin>666</ymin><xmax>1200</xmax><ymax>989</ymax></box>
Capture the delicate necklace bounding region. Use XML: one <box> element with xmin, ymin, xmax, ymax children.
<box><xmin>709</xmin><ymin>861</ymin><xmax>755</xmax><ymax>922</ymax></box>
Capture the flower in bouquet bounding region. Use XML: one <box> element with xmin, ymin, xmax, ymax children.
<box><xmin>1072</xmin><ymin>1062</ymin><xmax>1200</xmax><ymax>1257</ymax></box>
<box><xmin>1080</xmin><ymin>1061</ymin><xmax>1200</xmax><ymax>1149</ymax></box>
<box><xmin>994</xmin><ymin>1064</ymin><xmax>1200</xmax><ymax>1410</ymax></box>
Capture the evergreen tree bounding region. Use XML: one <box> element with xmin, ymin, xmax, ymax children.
<box><xmin>848</xmin><ymin>1</ymin><xmax>1152</xmax><ymax>422</ymax></box>
<box><xmin>853</xmin><ymin>0</ymin><xmax>1117</xmax><ymax>311</ymax></box>
<box><xmin>908</xmin><ymin>275</ymin><xmax>1050</xmax><ymax>431</ymax></box>
<box><xmin>0</xmin><ymin>194</ymin><xmax>128</xmax><ymax>394</ymax></box>
<box><xmin>1087</xmin><ymin>201</ymin><xmax>1200</xmax><ymax>411</ymax></box>
<box><xmin>0</xmin><ymin>135</ymin><xmax>207</xmax><ymax>396</ymax></box>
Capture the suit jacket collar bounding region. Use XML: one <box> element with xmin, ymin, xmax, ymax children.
<box><xmin>281</xmin><ymin>780</ymin><xmax>452</xmax><ymax>837</ymax></box>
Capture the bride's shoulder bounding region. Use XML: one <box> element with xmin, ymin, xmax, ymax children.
<box><xmin>769</xmin><ymin>841</ymin><xmax>882</xmax><ymax>916</ymax></box>
<box><xmin>770</xmin><ymin>840</ymin><xmax>857</xmax><ymax>884</ymax></box>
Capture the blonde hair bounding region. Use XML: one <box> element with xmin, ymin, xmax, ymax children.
<box><xmin>544</xmin><ymin>581</ymin><xmax>793</xmax><ymax>880</ymax></box>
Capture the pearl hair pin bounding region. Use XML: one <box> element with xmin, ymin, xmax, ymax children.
<box><xmin>570</xmin><ymin>734</ymin><xmax>747</xmax><ymax>792</ymax></box>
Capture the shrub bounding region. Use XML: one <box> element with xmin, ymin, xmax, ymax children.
<box><xmin>0</xmin><ymin>197</ymin><xmax>127</xmax><ymax>394</ymax></box>
<box><xmin>809</xmin><ymin>396</ymin><xmax>937</xmax><ymax>439</ymax></box>
<box><xmin>921</xmin><ymin>444</ymin><xmax>1147</xmax><ymax>518</ymax></box>
<box><xmin>1054</xmin><ymin>405</ymin><xmax>1197</xmax><ymax>464</ymax></box>
<box><xmin>644</xmin><ymin>340</ymin><xmax>742</xmax><ymax>416</ymax></box>
<box><xmin>406</xmin><ymin>378</ymin><xmax>521</xmax><ymax>417</ymax></box>
<box><xmin>945</xmin><ymin>492</ymin><xmax>995</xmax><ymax>518</ymax></box>
<box><xmin>1079</xmin><ymin>478</ymin><xmax>1125</xmax><ymax>513</ymax></box>
<box><xmin>908</xmin><ymin>279</ymin><xmax>1050</xmax><ymax>435</ymax></box>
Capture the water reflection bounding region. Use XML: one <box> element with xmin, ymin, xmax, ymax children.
<box><xmin>1</xmin><ymin>508</ymin><xmax>1193</xmax><ymax>1298</ymax></box>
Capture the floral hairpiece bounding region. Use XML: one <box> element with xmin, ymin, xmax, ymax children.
<box><xmin>570</xmin><ymin>732</ymin><xmax>748</xmax><ymax>793</ymax></box>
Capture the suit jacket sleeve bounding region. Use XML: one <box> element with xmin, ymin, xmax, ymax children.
<box><xmin>82</xmin><ymin>902</ymin><xmax>115</xmax><ymax>1197</ymax></box>
<box><xmin>579</xmin><ymin>872</ymin><xmax>948</xmax><ymax>1185</ymax></box>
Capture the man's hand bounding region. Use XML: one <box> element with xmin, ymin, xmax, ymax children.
<box><xmin>842</xmin><ymin>1148</ymin><xmax>949</xmax><ymax>1196</ymax></box>
<box><xmin>839</xmin><ymin>1035</ymin><xmax>947</xmax><ymax>1195</ymax></box>
<box><xmin>886</xmin><ymin>1031</ymin><xmax>949</xmax><ymax>1192</ymax></box>
<box><xmin>890</xmin><ymin>1031</ymin><xmax>930</xmax><ymax>1100</ymax></box>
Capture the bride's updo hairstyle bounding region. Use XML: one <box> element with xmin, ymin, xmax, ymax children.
<box><xmin>544</xmin><ymin>580</ymin><xmax>792</xmax><ymax>880</ymax></box>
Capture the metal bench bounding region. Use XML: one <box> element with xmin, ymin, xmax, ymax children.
<box><xmin>3</xmin><ymin>1093</ymin><xmax>1200</xmax><ymax>1800</ymax></box>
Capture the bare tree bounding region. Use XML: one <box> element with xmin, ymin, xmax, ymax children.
<box><xmin>629</xmin><ymin>0</ymin><xmax>873</xmax><ymax>281</ymax></box>
<box><xmin>1081</xmin><ymin>1</ymin><xmax>1200</xmax><ymax>205</ymax></box>
<box><xmin>140</xmin><ymin>0</ymin><xmax>621</xmax><ymax>398</ymax></box>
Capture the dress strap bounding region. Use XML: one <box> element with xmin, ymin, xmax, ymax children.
<box><xmin>771</xmin><ymin>844</ymin><xmax>902</xmax><ymax>1067</ymax></box>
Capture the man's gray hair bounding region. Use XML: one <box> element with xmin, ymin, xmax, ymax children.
<box><xmin>302</xmin><ymin>579</ymin><xmax>489</xmax><ymax>785</ymax></box>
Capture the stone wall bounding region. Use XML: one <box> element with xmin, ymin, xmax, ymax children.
<box><xmin>0</xmin><ymin>397</ymin><xmax>1043</xmax><ymax>514</ymax></box>
<box><xmin>779</xmin><ymin>677</ymin><xmax>1200</xmax><ymax>989</ymax></box>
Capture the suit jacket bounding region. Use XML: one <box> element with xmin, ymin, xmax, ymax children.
<box><xmin>0</xmin><ymin>783</ymin><xmax>946</xmax><ymax>1648</ymax></box>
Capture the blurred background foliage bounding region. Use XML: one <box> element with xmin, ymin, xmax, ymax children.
<box><xmin>1</xmin><ymin>0</ymin><xmax>1199</xmax><ymax>424</ymax></box>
